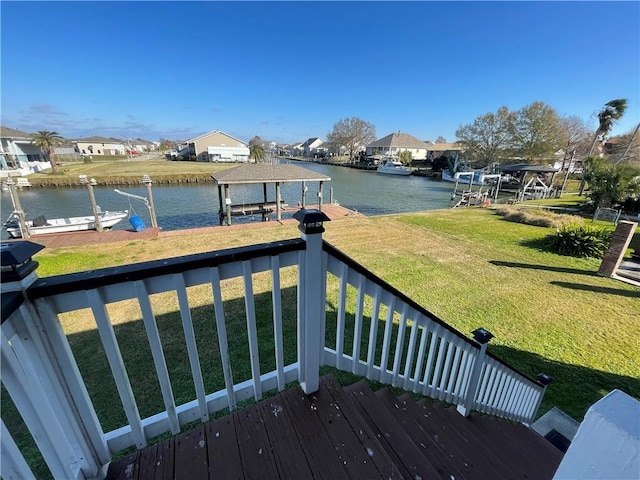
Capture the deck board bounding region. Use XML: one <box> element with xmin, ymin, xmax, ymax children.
<box><xmin>256</xmin><ymin>394</ymin><xmax>315</xmax><ymax>479</ymax></box>
<box><xmin>174</xmin><ymin>425</ymin><xmax>208</xmax><ymax>480</ymax></box>
<box><xmin>106</xmin><ymin>375</ymin><xmax>563</xmax><ymax>480</ymax></box>
<box><xmin>205</xmin><ymin>414</ymin><xmax>243</xmax><ymax>480</ymax></box>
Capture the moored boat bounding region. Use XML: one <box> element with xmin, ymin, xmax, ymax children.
<box><xmin>3</xmin><ymin>210</ymin><xmax>129</xmax><ymax>238</ymax></box>
<box><xmin>376</xmin><ymin>158</ymin><xmax>412</xmax><ymax>176</ymax></box>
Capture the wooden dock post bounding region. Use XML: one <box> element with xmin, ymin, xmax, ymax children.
<box><xmin>79</xmin><ymin>175</ymin><xmax>103</xmax><ymax>232</ymax></box>
<box><xmin>142</xmin><ymin>175</ymin><xmax>158</xmax><ymax>228</ymax></box>
<box><xmin>6</xmin><ymin>178</ymin><xmax>30</xmax><ymax>238</ymax></box>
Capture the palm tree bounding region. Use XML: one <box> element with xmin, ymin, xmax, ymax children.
<box><xmin>249</xmin><ymin>143</ymin><xmax>266</xmax><ymax>163</ymax></box>
<box><xmin>579</xmin><ymin>99</ymin><xmax>628</xmax><ymax>195</ymax></box>
<box><xmin>31</xmin><ymin>130</ymin><xmax>63</xmax><ymax>173</ymax></box>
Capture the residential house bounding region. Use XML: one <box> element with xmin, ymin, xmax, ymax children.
<box><xmin>74</xmin><ymin>137</ymin><xmax>126</xmax><ymax>156</ymax></box>
<box><xmin>301</xmin><ymin>137</ymin><xmax>326</xmax><ymax>157</ymax></box>
<box><xmin>366</xmin><ymin>132</ymin><xmax>431</xmax><ymax>160</ymax></box>
<box><xmin>288</xmin><ymin>142</ymin><xmax>305</xmax><ymax>157</ymax></box>
<box><xmin>425</xmin><ymin>142</ymin><xmax>464</xmax><ymax>163</ymax></box>
<box><xmin>179</xmin><ymin>130</ymin><xmax>250</xmax><ymax>162</ymax></box>
<box><xmin>0</xmin><ymin>126</ymin><xmax>53</xmax><ymax>176</ymax></box>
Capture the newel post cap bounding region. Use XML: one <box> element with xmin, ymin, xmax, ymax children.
<box><xmin>471</xmin><ymin>327</ymin><xmax>494</xmax><ymax>345</ymax></box>
<box><xmin>1</xmin><ymin>241</ymin><xmax>45</xmax><ymax>283</ymax></box>
<box><xmin>293</xmin><ymin>208</ymin><xmax>331</xmax><ymax>234</ymax></box>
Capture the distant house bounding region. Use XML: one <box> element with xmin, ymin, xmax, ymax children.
<box><xmin>178</xmin><ymin>130</ymin><xmax>250</xmax><ymax>162</ymax></box>
<box><xmin>288</xmin><ymin>142</ymin><xmax>304</xmax><ymax>157</ymax></box>
<box><xmin>301</xmin><ymin>137</ymin><xmax>326</xmax><ymax>157</ymax></box>
<box><xmin>0</xmin><ymin>126</ymin><xmax>52</xmax><ymax>176</ymax></box>
<box><xmin>75</xmin><ymin>137</ymin><xmax>126</xmax><ymax>156</ymax></box>
<box><xmin>366</xmin><ymin>132</ymin><xmax>431</xmax><ymax>160</ymax></box>
<box><xmin>425</xmin><ymin>142</ymin><xmax>464</xmax><ymax>162</ymax></box>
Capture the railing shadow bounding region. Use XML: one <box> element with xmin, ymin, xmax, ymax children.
<box><xmin>549</xmin><ymin>281</ymin><xmax>640</xmax><ymax>298</ymax></box>
<box><xmin>488</xmin><ymin>344</ymin><xmax>640</xmax><ymax>422</ymax></box>
<box><xmin>489</xmin><ymin>260</ymin><xmax>597</xmax><ymax>277</ymax></box>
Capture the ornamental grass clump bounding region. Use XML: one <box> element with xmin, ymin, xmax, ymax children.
<box><xmin>544</xmin><ymin>224</ymin><xmax>612</xmax><ymax>258</ymax></box>
<box><xmin>493</xmin><ymin>206</ymin><xmax>582</xmax><ymax>228</ymax></box>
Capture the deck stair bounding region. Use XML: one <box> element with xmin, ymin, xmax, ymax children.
<box><xmin>106</xmin><ymin>375</ymin><xmax>563</xmax><ymax>479</ymax></box>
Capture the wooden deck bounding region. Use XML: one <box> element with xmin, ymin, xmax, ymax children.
<box><xmin>106</xmin><ymin>375</ymin><xmax>563</xmax><ymax>480</ymax></box>
<box><xmin>2</xmin><ymin>204</ymin><xmax>359</xmax><ymax>249</ymax></box>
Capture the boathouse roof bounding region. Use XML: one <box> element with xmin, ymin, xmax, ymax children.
<box><xmin>210</xmin><ymin>163</ymin><xmax>331</xmax><ymax>185</ymax></box>
<box><xmin>499</xmin><ymin>163</ymin><xmax>559</xmax><ymax>173</ymax></box>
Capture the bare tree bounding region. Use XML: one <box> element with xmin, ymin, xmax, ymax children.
<box><xmin>434</xmin><ymin>136</ymin><xmax>447</xmax><ymax>143</ymax></box>
<box><xmin>326</xmin><ymin>117</ymin><xmax>377</xmax><ymax>162</ymax></box>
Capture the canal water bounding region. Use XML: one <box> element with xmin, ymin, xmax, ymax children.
<box><xmin>1</xmin><ymin>161</ymin><xmax>458</xmax><ymax>238</ymax></box>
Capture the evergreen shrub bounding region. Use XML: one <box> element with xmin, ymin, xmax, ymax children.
<box><xmin>545</xmin><ymin>224</ymin><xmax>612</xmax><ymax>258</ymax></box>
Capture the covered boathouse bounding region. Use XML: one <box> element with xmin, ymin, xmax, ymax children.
<box><xmin>211</xmin><ymin>163</ymin><xmax>331</xmax><ymax>225</ymax></box>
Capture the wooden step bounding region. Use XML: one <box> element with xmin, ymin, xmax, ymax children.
<box><xmin>321</xmin><ymin>375</ymin><xmax>407</xmax><ymax>479</ymax></box>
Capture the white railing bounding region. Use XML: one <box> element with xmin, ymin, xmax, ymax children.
<box><xmin>0</xmin><ymin>214</ymin><xmax>549</xmax><ymax>479</ymax></box>
<box><xmin>321</xmin><ymin>242</ymin><xmax>547</xmax><ymax>424</ymax></box>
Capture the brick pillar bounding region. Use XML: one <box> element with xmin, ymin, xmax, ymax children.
<box><xmin>598</xmin><ymin>221</ymin><xmax>638</xmax><ymax>277</ymax></box>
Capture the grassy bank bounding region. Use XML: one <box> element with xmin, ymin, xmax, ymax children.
<box><xmin>27</xmin><ymin>160</ymin><xmax>235</xmax><ymax>186</ymax></box>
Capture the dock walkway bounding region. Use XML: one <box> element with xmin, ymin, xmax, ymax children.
<box><xmin>2</xmin><ymin>204</ymin><xmax>358</xmax><ymax>249</ymax></box>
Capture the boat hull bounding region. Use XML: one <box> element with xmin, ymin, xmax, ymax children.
<box><xmin>441</xmin><ymin>170</ymin><xmax>484</xmax><ymax>185</ymax></box>
<box><xmin>4</xmin><ymin>211</ymin><xmax>129</xmax><ymax>238</ymax></box>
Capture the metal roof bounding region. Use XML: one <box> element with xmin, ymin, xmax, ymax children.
<box><xmin>210</xmin><ymin>163</ymin><xmax>331</xmax><ymax>185</ymax></box>
<box><xmin>499</xmin><ymin>163</ymin><xmax>560</xmax><ymax>173</ymax></box>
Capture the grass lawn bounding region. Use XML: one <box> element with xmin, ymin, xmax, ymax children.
<box><xmin>4</xmin><ymin>207</ymin><xmax>639</xmax><ymax>476</ymax></box>
<box><xmin>28</xmin><ymin>159</ymin><xmax>236</xmax><ymax>185</ymax></box>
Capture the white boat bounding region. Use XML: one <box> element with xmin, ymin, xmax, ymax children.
<box><xmin>377</xmin><ymin>158</ymin><xmax>412</xmax><ymax>176</ymax></box>
<box><xmin>441</xmin><ymin>169</ymin><xmax>485</xmax><ymax>185</ymax></box>
<box><xmin>3</xmin><ymin>210</ymin><xmax>129</xmax><ymax>238</ymax></box>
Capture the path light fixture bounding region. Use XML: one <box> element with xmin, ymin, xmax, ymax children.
<box><xmin>292</xmin><ymin>208</ymin><xmax>331</xmax><ymax>234</ymax></box>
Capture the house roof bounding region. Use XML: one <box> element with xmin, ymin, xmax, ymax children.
<box><xmin>187</xmin><ymin>130</ymin><xmax>247</xmax><ymax>146</ymax></box>
<box><xmin>74</xmin><ymin>136</ymin><xmax>124</xmax><ymax>144</ymax></box>
<box><xmin>1</xmin><ymin>126</ymin><xmax>33</xmax><ymax>138</ymax></box>
<box><xmin>302</xmin><ymin>137</ymin><xmax>322</xmax><ymax>148</ymax></box>
<box><xmin>367</xmin><ymin>132</ymin><xmax>430</xmax><ymax>149</ymax></box>
<box><xmin>211</xmin><ymin>164</ymin><xmax>330</xmax><ymax>185</ymax></box>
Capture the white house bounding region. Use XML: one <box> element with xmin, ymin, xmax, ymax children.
<box><xmin>179</xmin><ymin>130</ymin><xmax>249</xmax><ymax>162</ymax></box>
<box><xmin>0</xmin><ymin>126</ymin><xmax>54</xmax><ymax>176</ymax></box>
<box><xmin>301</xmin><ymin>137</ymin><xmax>326</xmax><ymax>157</ymax></box>
<box><xmin>366</xmin><ymin>132</ymin><xmax>431</xmax><ymax>160</ymax></box>
<box><xmin>74</xmin><ymin>137</ymin><xmax>126</xmax><ymax>156</ymax></box>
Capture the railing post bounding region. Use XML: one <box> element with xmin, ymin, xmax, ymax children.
<box><xmin>293</xmin><ymin>209</ymin><xmax>330</xmax><ymax>394</ymax></box>
<box><xmin>457</xmin><ymin>327</ymin><xmax>494</xmax><ymax>417</ymax></box>
<box><xmin>1</xmin><ymin>241</ymin><xmax>110</xmax><ymax>479</ymax></box>
<box><xmin>526</xmin><ymin>373</ymin><xmax>553</xmax><ymax>425</ymax></box>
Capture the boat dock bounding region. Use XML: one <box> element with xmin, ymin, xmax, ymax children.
<box><xmin>2</xmin><ymin>204</ymin><xmax>358</xmax><ymax>249</ymax></box>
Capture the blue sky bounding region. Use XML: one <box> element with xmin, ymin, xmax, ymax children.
<box><xmin>2</xmin><ymin>1</ymin><xmax>639</xmax><ymax>144</ymax></box>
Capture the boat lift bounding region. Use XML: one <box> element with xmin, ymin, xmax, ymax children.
<box><xmin>114</xmin><ymin>188</ymin><xmax>158</xmax><ymax>228</ymax></box>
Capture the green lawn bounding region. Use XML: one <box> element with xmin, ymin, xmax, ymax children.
<box><xmin>4</xmin><ymin>207</ymin><xmax>638</xmax><ymax>477</ymax></box>
<box><xmin>28</xmin><ymin>159</ymin><xmax>236</xmax><ymax>185</ymax></box>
